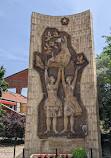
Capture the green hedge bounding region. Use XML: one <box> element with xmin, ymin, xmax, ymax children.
<box><xmin>72</xmin><ymin>148</ymin><xmax>87</xmax><ymax>158</ymax></box>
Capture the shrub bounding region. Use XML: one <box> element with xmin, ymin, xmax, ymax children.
<box><xmin>1</xmin><ymin>112</ymin><xmax>26</xmax><ymax>138</ymax></box>
<box><xmin>0</xmin><ymin>104</ymin><xmax>5</xmax><ymax>132</ymax></box>
<box><xmin>72</xmin><ymin>148</ymin><xmax>87</xmax><ymax>158</ymax></box>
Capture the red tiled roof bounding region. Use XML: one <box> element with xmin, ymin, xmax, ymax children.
<box><xmin>1</xmin><ymin>91</ymin><xmax>27</xmax><ymax>103</ymax></box>
<box><xmin>0</xmin><ymin>100</ymin><xmax>17</xmax><ymax>105</ymax></box>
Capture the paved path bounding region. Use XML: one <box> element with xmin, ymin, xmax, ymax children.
<box><xmin>0</xmin><ymin>144</ymin><xmax>24</xmax><ymax>158</ymax></box>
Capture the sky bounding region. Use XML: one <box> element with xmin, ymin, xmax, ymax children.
<box><xmin>0</xmin><ymin>0</ymin><xmax>111</xmax><ymax>96</ymax></box>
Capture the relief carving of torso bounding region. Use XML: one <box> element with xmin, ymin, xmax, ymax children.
<box><xmin>33</xmin><ymin>27</ymin><xmax>89</xmax><ymax>138</ymax></box>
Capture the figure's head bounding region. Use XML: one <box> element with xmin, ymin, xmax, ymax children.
<box><xmin>49</xmin><ymin>76</ymin><xmax>55</xmax><ymax>85</ymax></box>
<box><xmin>66</xmin><ymin>76</ymin><xmax>73</xmax><ymax>85</ymax></box>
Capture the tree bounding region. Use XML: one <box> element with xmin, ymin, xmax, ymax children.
<box><xmin>2</xmin><ymin>112</ymin><xmax>26</xmax><ymax>138</ymax></box>
<box><xmin>102</xmin><ymin>30</ymin><xmax>111</xmax><ymax>84</ymax></box>
<box><xmin>0</xmin><ymin>103</ymin><xmax>5</xmax><ymax>131</ymax></box>
<box><xmin>0</xmin><ymin>66</ymin><xmax>8</xmax><ymax>97</ymax></box>
<box><xmin>102</xmin><ymin>30</ymin><xmax>111</xmax><ymax>69</ymax></box>
<box><xmin>96</xmin><ymin>30</ymin><xmax>111</xmax><ymax>130</ymax></box>
<box><xmin>0</xmin><ymin>66</ymin><xmax>8</xmax><ymax>130</ymax></box>
<box><xmin>96</xmin><ymin>30</ymin><xmax>111</xmax><ymax>156</ymax></box>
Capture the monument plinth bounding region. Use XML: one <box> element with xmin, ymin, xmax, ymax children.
<box><xmin>25</xmin><ymin>10</ymin><xmax>101</xmax><ymax>158</ymax></box>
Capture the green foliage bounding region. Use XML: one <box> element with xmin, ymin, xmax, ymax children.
<box><xmin>102</xmin><ymin>28</ymin><xmax>111</xmax><ymax>71</ymax></box>
<box><xmin>96</xmin><ymin>29</ymin><xmax>111</xmax><ymax>130</ymax></box>
<box><xmin>0</xmin><ymin>66</ymin><xmax>8</xmax><ymax>129</ymax></box>
<box><xmin>1</xmin><ymin>112</ymin><xmax>26</xmax><ymax>138</ymax></box>
<box><xmin>0</xmin><ymin>66</ymin><xmax>8</xmax><ymax>96</ymax></box>
<box><xmin>72</xmin><ymin>148</ymin><xmax>87</xmax><ymax>158</ymax></box>
<box><xmin>0</xmin><ymin>103</ymin><xmax>5</xmax><ymax>130</ymax></box>
<box><xmin>0</xmin><ymin>122</ymin><xmax>5</xmax><ymax>131</ymax></box>
<box><xmin>0</xmin><ymin>103</ymin><xmax>5</xmax><ymax>117</ymax></box>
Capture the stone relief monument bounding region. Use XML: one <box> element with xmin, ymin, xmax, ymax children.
<box><xmin>25</xmin><ymin>10</ymin><xmax>102</xmax><ymax>158</ymax></box>
<box><xmin>34</xmin><ymin>27</ymin><xmax>89</xmax><ymax>138</ymax></box>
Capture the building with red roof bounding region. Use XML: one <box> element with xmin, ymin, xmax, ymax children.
<box><xmin>4</xmin><ymin>68</ymin><xmax>28</xmax><ymax>94</ymax></box>
<box><xmin>0</xmin><ymin>69</ymin><xmax>28</xmax><ymax>114</ymax></box>
<box><xmin>0</xmin><ymin>91</ymin><xmax>27</xmax><ymax>114</ymax></box>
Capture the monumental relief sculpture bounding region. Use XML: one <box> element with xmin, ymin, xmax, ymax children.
<box><xmin>33</xmin><ymin>27</ymin><xmax>89</xmax><ymax>138</ymax></box>
<box><xmin>44</xmin><ymin>67</ymin><xmax>62</xmax><ymax>134</ymax></box>
<box><xmin>61</xmin><ymin>66</ymin><xmax>82</xmax><ymax>134</ymax></box>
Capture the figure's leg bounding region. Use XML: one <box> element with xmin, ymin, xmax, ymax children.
<box><xmin>53</xmin><ymin>117</ymin><xmax>58</xmax><ymax>134</ymax></box>
<box><xmin>61</xmin><ymin>116</ymin><xmax>68</xmax><ymax>133</ymax></box>
<box><xmin>70</xmin><ymin>115</ymin><xmax>75</xmax><ymax>133</ymax></box>
<box><xmin>44</xmin><ymin>117</ymin><xmax>51</xmax><ymax>133</ymax></box>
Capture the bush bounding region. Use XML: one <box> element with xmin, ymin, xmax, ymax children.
<box><xmin>1</xmin><ymin>112</ymin><xmax>26</xmax><ymax>138</ymax></box>
<box><xmin>72</xmin><ymin>148</ymin><xmax>87</xmax><ymax>158</ymax></box>
<box><xmin>0</xmin><ymin>104</ymin><xmax>5</xmax><ymax>132</ymax></box>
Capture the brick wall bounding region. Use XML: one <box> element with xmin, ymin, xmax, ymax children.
<box><xmin>5</xmin><ymin>69</ymin><xmax>28</xmax><ymax>88</ymax></box>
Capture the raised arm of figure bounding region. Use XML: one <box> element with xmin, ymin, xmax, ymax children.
<box><xmin>55</xmin><ymin>68</ymin><xmax>61</xmax><ymax>88</ymax></box>
<box><xmin>61</xmin><ymin>68</ymin><xmax>66</xmax><ymax>94</ymax></box>
<box><xmin>72</xmin><ymin>66</ymin><xmax>80</xmax><ymax>87</ymax></box>
<box><xmin>45</xmin><ymin>67</ymin><xmax>49</xmax><ymax>86</ymax></box>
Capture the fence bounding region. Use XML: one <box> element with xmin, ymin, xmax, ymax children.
<box><xmin>1</xmin><ymin>140</ymin><xmax>108</xmax><ymax>158</ymax></box>
<box><xmin>0</xmin><ymin>137</ymin><xmax>24</xmax><ymax>158</ymax></box>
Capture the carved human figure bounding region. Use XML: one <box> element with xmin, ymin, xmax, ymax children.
<box><xmin>44</xmin><ymin>67</ymin><xmax>62</xmax><ymax>134</ymax></box>
<box><xmin>61</xmin><ymin>67</ymin><xmax>82</xmax><ymax>133</ymax></box>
